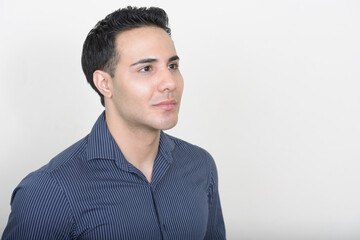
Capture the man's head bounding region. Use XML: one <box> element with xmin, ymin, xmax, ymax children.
<box><xmin>81</xmin><ymin>6</ymin><xmax>171</xmax><ymax>107</ymax></box>
<box><xmin>82</xmin><ymin>7</ymin><xmax>183</xmax><ymax>131</ymax></box>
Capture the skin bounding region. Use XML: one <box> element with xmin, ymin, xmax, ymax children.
<box><xmin>93</xmin><ymin>26</ymin><xmax>184</xmax><ymax>182</ymax></box>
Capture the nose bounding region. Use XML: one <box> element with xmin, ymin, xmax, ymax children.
<box><xmin>157</xmin><ymin>67</ymin><xmax>177</xmax><ymax>92</ymax></box>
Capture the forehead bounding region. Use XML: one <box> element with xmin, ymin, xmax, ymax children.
<box><xmin>115</xmin><ymin>26</ymin><xmax>177</xmax><ymax>62</ymax></box>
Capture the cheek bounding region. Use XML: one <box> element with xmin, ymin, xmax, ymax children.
<box><xmin>122</xmin><ymin>80</ymin><xmax>154</xmax><ymax>105</ymax></box>
<box><xmin>177</xmin><ymin>77</ymin><xmax>184</xmax><ymax>98</ymax></box>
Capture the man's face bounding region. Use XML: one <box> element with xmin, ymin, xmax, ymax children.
<box><xmin>109</xmin><ymin>26</ymin><xmax>183</xmax><ymax>131</ymax></box>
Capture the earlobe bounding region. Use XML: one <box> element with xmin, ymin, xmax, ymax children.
<box><xmin>93</xmin><ymin>70</ymin><xmax>113</xmax><ymax>98</ymax></box>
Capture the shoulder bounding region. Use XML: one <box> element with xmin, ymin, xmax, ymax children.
<box><xmin>167</xmin><ymin>133</ymin><xmax>212</xmax><ymax>155</ymax></box>
<box><xmin>9</xmin><ymin>136</ymin><xmax>89</xmax><ymax>202</ymax></box>
<box><xmin>6</xmin><ymin>136</ymin><xmax>89</xmax><ymax>216</ymax></box>
<box><xmin>167</xmin><ymin>133</ymin><xmax>214</xmax><ymax>159</ymax></box>
<box><xmin>165</xmin><ymin>133</ymin><xmax>217</xmax><ymax>172</ymax></box>
<box><xmin>13</xmin><ymin>134</ymin><xmax>89</xmax><ymax>191</ymax></box>
<box><xmin>165</xmin><ymin>133</ymin><xmax>220</xmax><ymax>191</ymax></box>
<box><xmin>9</xmin><ymin>136</ymin><xmax>90</xmax><ymax>204</ymax></box>
<box><xmin>2</xmin><ymin>138</ymin><xmax>88</xmax><ymax>238</ymax></box>
<box><xmin>38</xmin><ymin>135</ymin><xmax>89</xmax><ymax>173</ymax></box>
<box><xmin>3</xmin><ymin>170</ymin><xmax>75</xmax><ymax>239</ymax></box>
<box><xmin>11</xmin><ymin>170</ymin><xmax>64</xmax><ymax>205</ymax></box>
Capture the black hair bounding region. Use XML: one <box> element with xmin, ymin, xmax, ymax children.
<box><xmin>81</xmin><ymin>6</ymin><xmax>171</xmax><ymax>106</ymax></box>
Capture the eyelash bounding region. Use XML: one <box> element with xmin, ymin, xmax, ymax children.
<box><xmin>168</xmin><ymin>63</ymin><xmax>179</xmax><ymax>70</ymax></box>
<box><xmin>139</xmin><ymin>66</ymin><xmax>151</xmax><ymax>72</ymax></box>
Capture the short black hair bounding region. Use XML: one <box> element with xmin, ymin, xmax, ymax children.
<box><xmin>81</xmin><ymin>6</ymin><xmax>171</xmax><ymax>106</ymax></box>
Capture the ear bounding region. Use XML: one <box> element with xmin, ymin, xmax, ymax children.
<box><xmin>93</xmin><ymin>70</ymin><xmax>113</xmax><ymax>99</ymax></box>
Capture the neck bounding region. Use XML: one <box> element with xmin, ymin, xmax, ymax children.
<box><xmin>105</xmin><ymin>109</ymin><xmax>160</xmax><ymax>183</ymax></box>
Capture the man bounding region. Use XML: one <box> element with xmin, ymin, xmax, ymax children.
<box><xmin>2</xmin><ymin>6</ymin><xmax>225</xmax><ymax>240</ymax></box>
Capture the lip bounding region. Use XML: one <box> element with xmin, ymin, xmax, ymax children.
<box><xmin>154</xmin><ymin>99</ymin><xmax>177</xmax><ymax>111</ymax></box>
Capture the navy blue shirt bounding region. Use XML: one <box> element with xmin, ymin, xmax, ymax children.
<box><xmin>2</xmin><ymin>112</ymin><xmax>225</xmax><ymax>240</ymax></box>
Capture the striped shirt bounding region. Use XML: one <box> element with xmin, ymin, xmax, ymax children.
<box><xmin>2</xmin><ymin>112</ymin><xmax>225</xmax><ymax>240</ymax></box>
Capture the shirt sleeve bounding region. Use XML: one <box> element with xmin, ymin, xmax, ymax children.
<box><xmin>204</xmin><ymin>154</ymin><xmax>226</xmax><ymax>240</ymax></box>
<box><xmin>1</xmin><ymin>171</ymin><xmax>76</xmax><ymax>240</ymax></box>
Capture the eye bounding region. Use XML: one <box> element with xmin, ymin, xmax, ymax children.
<box><xmin>139</xmin><ymin>66</ymin><xmax>151</xmax><ymax>72</ymax></box>
<box><xmin>168</xmin><ymin>63</ymin><xmax>179</xmax><ymax>70</ymax></box>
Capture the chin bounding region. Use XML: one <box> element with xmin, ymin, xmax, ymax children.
<box><xmin>154</xmin><ymin>118</ymin><xmax>178</xmax><ymax>131</ymax></box>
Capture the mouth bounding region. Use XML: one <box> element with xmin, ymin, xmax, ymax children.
<box><xmin>154</xmin><ymin>99</ymin><xmax>177</xmax><ymax>111</ymax></box>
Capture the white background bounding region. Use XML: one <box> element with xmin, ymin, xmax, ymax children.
<box><xmin>1</xmin><ymin>0</ymin><xmax>360</xmax><ymax>239</ymax></box>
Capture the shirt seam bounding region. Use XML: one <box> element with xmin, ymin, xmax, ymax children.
<box><xmin>44</xmin><ymin>170</ymin><xmax>79</xmax><ymax>238</ymax></box>
<box><xmin>205</xmin><ymin>152</ymin><xmax>216</xmax><ymax>196</ymax></box>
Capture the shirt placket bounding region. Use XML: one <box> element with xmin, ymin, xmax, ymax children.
<box><xmin>126</xmin><ymin>152</ymin><xmax>171</xmax><ymax>240</ymax></box>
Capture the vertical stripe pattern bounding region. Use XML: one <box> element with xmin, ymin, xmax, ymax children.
<box><xmin>2</xmin><ymin>112</ymin><xmax>225</xmax><ymax>240</ymax></box>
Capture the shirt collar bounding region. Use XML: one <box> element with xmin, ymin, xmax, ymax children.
<box><xmin>87</xmin><ymin>111</ymin><xmax>175</xmax><ymax>168</ymax></box>
<box><xmin>158</xmin><ymin>130</ymin><xmax>175</xmax><ymax>164</ymax></box>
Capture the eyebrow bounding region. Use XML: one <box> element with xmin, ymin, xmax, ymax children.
<box><xmin>130</xmin><ymin>55</ymin><xmax>180</xmax><ymax>66</ymax></box>
<box><xmin>169</xmin><ymin>55</ymin><xmax>180</xmax><ymax>62</ymax></box>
